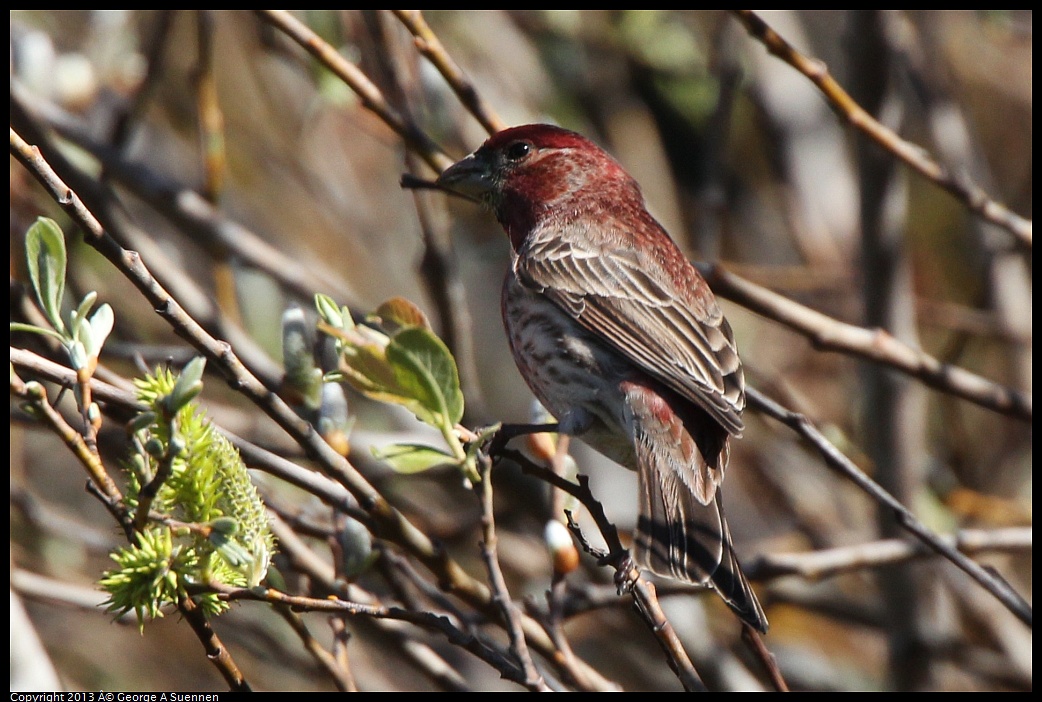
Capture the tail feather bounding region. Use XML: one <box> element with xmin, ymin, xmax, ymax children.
<box><xmin>634</xmin><ymin>454</ymin><xmax>768</xmax><ymax>633</ymax></box>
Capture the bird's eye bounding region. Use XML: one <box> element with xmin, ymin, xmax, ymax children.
<box><xmin>505</xmin><ymin>141</ymin><xmax>532</xmax><ymax>162</ymax></box>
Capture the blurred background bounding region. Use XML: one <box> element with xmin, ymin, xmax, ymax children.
<box><xmin>10</xmin><ymin>10</ymin><xmax>1031</xmax><ymax>691</ymax></box>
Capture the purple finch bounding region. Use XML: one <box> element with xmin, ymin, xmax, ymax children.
<box><xmin>438</xmin><ymin>124</ymin><xmax>767</xmax><ymax>633</ymax></box>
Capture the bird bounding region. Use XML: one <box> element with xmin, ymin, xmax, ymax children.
<box><xmin>436</xmin><ymin>123</ymin><xmax>767</xmax><ymax>633</ymax></box>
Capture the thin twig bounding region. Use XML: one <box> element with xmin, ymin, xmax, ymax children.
<box><xmin>178</xmin><ymin>594</ymin><xmax>252</xmax><ymax>691</ymax></box>
<box><xmin>46</xmin><ymin>105</ymin><xmax>358</xmax><ymax>305</ymax></box>
<box><xmin>328</xmin><ymin>617</ymin><xmax>359</xmax><ymax>692</ymax></box>
<box><xmin>477</xmin><ymin>455</ymin><xmax>550</xmax><ymax>691</ymax></box>
<box><xmin>108</xmin><ymin>10</ymin><xmax>177</xmax><ymax>150</ymax></box>
<box><xmin>254</xmin><ymin>9</ymin><xmax>451</xmax><ymax>174</ymax></box>
<box><xmin>746</xmin><ymin>386</ymin><xmax>1032</xmax><ymax>628</ymax></box>
<box><xmin>390</xmin><ymin>10</ymin><xmax>507</xmax><ymax>135</ymax></box>
<box><xmin>10</xmin><ymin>368</ymin><xmax>130</xmax><ymax>537</ymax></box>
<box><xmin>274</xmin><ymin>606</ymin><xmax>356</xmax><ymax>692</ymax></box>
<box><xmin>742</xmin><ymin>624</ymin><xmax>789</xmax><ymax>692</ymax></box>
<box><xmin>748</xmin><ymin>527</ymin><xmax>1033</xmax><ymax>581</ymax></box>
<box><xmin>211</xmin><ymin>578</ymin><xmax>531</xmax><ymax>688</ymax></box>
<box><xmin>700</xmin><ymin>262</ymin><xmax>1031</xmax><ymax>421</ymax></box>
<box><xmin>267</xmin><ymin>515</ymin><xmax>475</xmax><ymax>691</ymax></box>
<box><xmin>527</xmin><ymin>576</ymin><xmax>605</xmax><ymax>692</ymax></box>
<box><xmin>499</xmin><ymin>449</ymin><xmax>709</xmax><ymax>692</ymax></box>
<box><xmin>132</xmin><ymin>443</ymin><xmax>178</xmax><ymax>533</ymax></box>
<box><xmin>730</xmin><ymin>10</ymin><xmax>1031</xmax><ymax>250</ymax></box>
<box><xmin>194</xmin><ymin>10</ymin><xmax>225</xmax><ymax>201</ymax></box>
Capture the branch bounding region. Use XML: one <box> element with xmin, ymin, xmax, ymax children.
<box><xmin>748</xmin><ymin>527</ymin><xmax>1032</xmax><ymax>581</ymax></box>
<box><xmin>390</xmin><ymin>10</ymin><xmax>507</xmax><ymax>135</ymax></box>
<box><xmin>254</xmin><ymin>9</ymin><xmax>452</xmax><ymax>173</ymax></box>
<box><xmin>477</xmin><ymin>455</ymin><xmax>550</xmax><ymax>691</ymax></box>
<box><xmin>731</xmin><ymin>10</ymin><xmax>1031</xmax><ymax>250</ymax></box>
<box><xmin>700</xmin><ymin>262</ymin><xmax>1031</xmax><ymax>421</ymax></box>
<box><xmin>499</xmin><ymin>449</ymin><xmax>710</xmax><ymax>692</ymax></box>
<box><xmin>746</xmin><ymin>386</ymin><xmax>1032</xmax><ymax>627</ymax></box>
<box><xmin>10</xmin><ymin>366</ymin><xmax>130</xmax><ymax>537</ymax></box>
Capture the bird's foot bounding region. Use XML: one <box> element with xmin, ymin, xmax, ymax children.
<box><xmin>486</xmin><ymin>421</ymin><xmax>561</xmax><ymax>457</ymax></box>
<box><xmin>612</xmin><ymin>551</ymin><xmax>641</xmax><ymax>595</ymax></box>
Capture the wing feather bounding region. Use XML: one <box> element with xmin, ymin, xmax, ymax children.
<box><xmin>516</xmin><ymin>227</ymin><xmax>745</xmax><ymax>435</ymax></box>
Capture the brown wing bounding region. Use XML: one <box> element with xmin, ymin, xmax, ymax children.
<box><xmin>514</xmin><ymin>227</ymin><xmax>745</xmax><ymax>436</ymax></box>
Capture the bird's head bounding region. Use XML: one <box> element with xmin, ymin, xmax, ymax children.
<box><xmin>437</xmin><ymin>124</ymin><xmax>641</xmax><ymax>250</ymax></box>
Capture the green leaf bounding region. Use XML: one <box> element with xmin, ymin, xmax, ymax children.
<box><xmin>386</xmin><ymin>326</ymin><xmax>464</xmax><ymax>427</ymax></box>
<box><xmin>339</xmin><ymin>342</ymin><xmax>408</xmax><ymax>402</ymax></box>
<box><xmin>314</xmin><ymin>293</ymin><xmax>343</xmax><ymax>328</ymax></box>
<box><xmin>25</xmin><ymin>217</ymin><xmax>68</xmax><ymax>334</ymax></box>
<box><xmin>86</xmin><ymin>303</ymin><xmax>114</xmax><ymax>360</ymax></box>
<box><xmin>9</xmin><ymin>322</ymin><xmax>67</xmax><ymax>343</ymax></box>
<box><xmin>372</xmin><ymin>443</ymin><xmax>458</xmax><ymax>474</ymax></box>
<box><xmin>373</xmin><ymin>296</ymin><xmax>431</xmax><ymax>333</ymax></box>
<box><xmin>167</xmin><ymin>357</ymin><xmax>206</xmax><ymax>413</ymax></box>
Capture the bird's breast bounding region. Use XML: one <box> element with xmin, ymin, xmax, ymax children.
<box><xmin>501</xmin><ymin>272</ymin><xmax>637</xmax><ymax>468</ymax></box>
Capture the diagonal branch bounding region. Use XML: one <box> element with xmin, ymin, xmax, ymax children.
<box><xmin>390</xmin><ymin>10</ymin><xmax>507</xmax><ymax>135</ymax></box>
<box><xmin>700</xmin><ymin>262</ymin><xmax>1031</xmax><ymax>422</ymax></box>
<box><xmin>254</xmin><ymin>9</ymin><xmax>452</xmax><ymax>174</ymax></box>
<box><xmin>746</xmin><ymin>386</ymin><xmax>1032</xmax><ymax>628</ymax></box>
<box><xmin>731</xmin><ymin>10</ymin><xmax>1031</xmax><ymax>250</ymax></box>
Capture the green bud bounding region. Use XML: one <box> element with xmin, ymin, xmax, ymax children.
<box><xmin>144</xmin><ymin>437</ymin><xmax>166</xmax><ymax>458</ymax></box>
<box><xmin>167</xmin><ymin>357</ymin><xmax>206</xmax><ymax>413</ymax></box>
<box><xmin>209</xmin><ymin>517</ymin><xmax>239</xmax><ymax>536</ymax></box>
<box><xmin>127</xmin><ymin>411</ymin><xmax>158</xmax><ymax>434</ymax></box>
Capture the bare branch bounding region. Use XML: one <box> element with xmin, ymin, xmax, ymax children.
<box><xmin>749</xmin><ymin>527</ymin><xmax>1032</xmax><ymax>580</ymax></box>
<box><xmin>254</xmin><ymin>9</ymin><xmax>452</xmax><ymax>173</ymax></box>
<box><xmin>390</xmin><ymin>10</ymin><xmax>507</xmax><ymax>135</ymax></box>
<box><xmin>747</xmin><ymin>386</ymin><xmax>1032</xmax><ymax>627</ymax></box>
<box><xmin>731</xmin><ymin>10</ymin><xmax>1031</xmax><ymax>250</ymax></box>
<box><xmin>701</xmin><ymin>262</ymin><xmax>1031</xmax><ymax>421</ymax></box>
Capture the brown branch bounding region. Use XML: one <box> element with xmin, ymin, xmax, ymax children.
<box><xmin>47</xmin><ymin>106</ymin><xmax>358</xmax><ymax>306</ymax></box>
<box><xmin>10</xmin><ymin>368</ymin><xmax>130</xmax><ymax>537</ymax></box>
<box><xmin>730</xmin><ymin>10</ymin><xmax>1031</xmax><ymax>250</ymax></box>
<box><xmin>108</xmin><ymin>10</ymin><xmax>177</xmax><ymax>150</ymax></box>
<box><xmin>700</xmin><ymin>262</ymin><xmax>1031</xmax><ymax>422</ymax></box>
<box><xmin>500</xmin><ymin>449</ymin><xmax>709</xmax><ymax>692</ymax></box>
<box><xmin>746</xmin><ymin>386</ymin><xmax>1032</xmax><ymax>628</ymax></box>
<box><xmin>254</xmin><ymin>9</ymin><xmax>452</xmax><ymax>174</ymax></box>
<box><xmin>748</xmin><ymin>527</ymin><xmax>1033</xmax><ymax>581</ymax></box>
<box><xmin>390</xmin><ymin>10</ymin><xmax>507</xmax><ymax>135</ymax></box>
<box><xmin>477</xmin><ymin>456</ymin><xmax>550</xmax><ymax>691</ymax></box>
<box><xmin>178</xmin><ymin>595</ymin><xmax>251</xmax><ymax>691</ymax></box>
<box><xmin>274</xmin><ymin>606</ymin><xmax>356</xmax><ymax>692</ymax></box>
<box><xmin>259</xmin><ymin>516</ymin><xmax>534</xmax><ymax>689</ymax></box>
<box><xmin>742</xmin><ymin>624</ymin><xmax>789</xmax><ymax>692</ymax></box>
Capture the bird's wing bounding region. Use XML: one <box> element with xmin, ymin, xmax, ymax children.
<box><xmin>515</xmin><ymin>228</ymin><xmax>745</xmax><ymax>436</ymax></box>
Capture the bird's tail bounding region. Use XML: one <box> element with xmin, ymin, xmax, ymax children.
<box><xmin>634</xmin><ymin>459</ymin><xmax>769</xmax><ymax>633</ymax></box>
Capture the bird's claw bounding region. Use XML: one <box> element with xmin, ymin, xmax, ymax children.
<box><xmin>612</xmin><ymin>551</ymin><xmax>640</xmax><ymax>595</ymax></box>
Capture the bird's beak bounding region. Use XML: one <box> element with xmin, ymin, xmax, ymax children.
<box><xmin>436</xmin><ymin>152</ymin><xmax>494</xmax><ymax>200</ymax></box>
